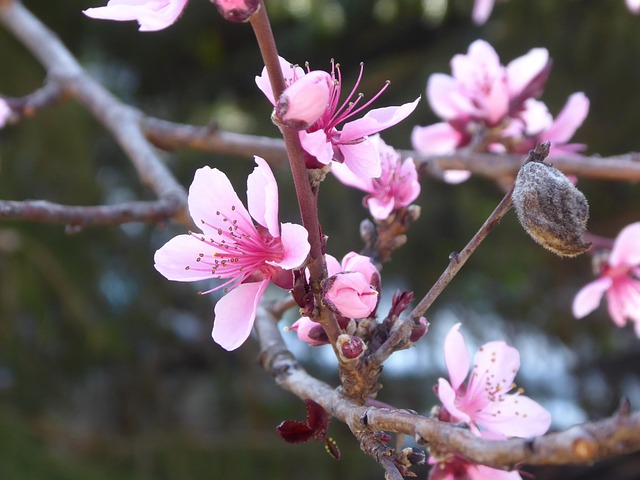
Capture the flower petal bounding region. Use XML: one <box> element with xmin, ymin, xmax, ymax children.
<box><xmin>470</xmin><ymin>465</ymin><xmax>522</xmax><ymax>480</ymax></box>
<box><xmin>340</xmin><ymin>98</ymin><xmax>420</xmax><ymax>142</ymax></box>
<box><xmin>475</xmin><ymin>393</ymin><xmax>551</xmax><ymax>438</ymax></box>
<box><xmin>83</xmin><ymin>0</ymin><xmax>188</xmax><ymax>31</ymax></box>
<box><xmin>272</xmin><ymin>223</ymin><xmax>310</xmax><ymax>269</ymax></box>
<box><xmin>411</xmin><ymin>122</ymin><xmax>464</xmax><ymax>155</ymax></box>
<box><xmin>299</xmin><ymin>129</ymin><xmax>334</xmax><ymax>165</ymax></box>
<box><xmin>331</xmin><ymin>161</ymin><xmax>373</xmax><ymax>193</ymax></box>
<box><xmin>187</xmin><ymin>166</ymin><xmax>253</xmax><ymax>236</ymax></box>
<box><xmin>247</xmin><ymin>156</ymin><xmax>280</xmax><ymax>238</ymax></box>
<box><xmin>471</xmin><ymin>0</ymin><xmax>495</xmax><ymax>25</ymax></box>
<box><xmin>437</xmin><ymin>377</ymin><xmax>471</xmax><ymax>424</ymax></box>
<box><xmin>339</xmin><ymin>138</ymin><xmax>382</xmax><ymax>179</ymax></box>
<box><xmin>609</xmin><ymin>222</ymin><xmax>640</xmax><ymax>268</ymax></box>
<box><xmin>470</xmin><ymin>341</ymin><xmax>520</xmax><ymax>394</ymax></box>
<box><xmin>543</xmin><ymin>92</ymin><xmax>589</xmax><ymax>144</ymax></box>
<box><xmin>255</xmin><ymin>56</ymin><xmax>306</xmax><ymax>105</ymax></box>
<box><xmin>212</xmin><ymin>280</ymin><xmax>269</xmax><ymax>350</ymax></box>
<box><xmin>154</xmin><ymin>234</ymin><xmax>217</xmax><ymax>281</ymax></box>
<box><xmin>443</xmin><ymin>323</ymin><xmax>469</xmax><ymax>391</ymax></box>
<box><xmin>506</xmin><ymin>47</ymin><xmax>549</xmax><ymax>99</ymax></box>
<box><xmin>572</xmin><ymin>277</ymin><xmax>612</xmax><ymax>319</ymax></box>
<box><xmin>427</xmin><ymin>74</ymin><xmax>476</xmax><ymax>120</ymax></box>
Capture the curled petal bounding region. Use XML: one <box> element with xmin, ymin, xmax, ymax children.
<box><xmin>609</xmin><ymin>222</ymin><xmax>640</xmax><ymax>268</ymax></box>
<box><xmin>572</xmin><ymin>277</ymin><xmax>612</xmax><ymax>319</ymax></box>
<box><xmin>212</xmin><ymin>280</ymin><xmax>269</xmax><ymax>350</ymax></box>
<box><xmin>325</xmin><ymin>272</ymin><xmax>377</xmax><ymax>318</ymax></box>
<box><xmin>443</xmin><ymin>323</ymin><xmax>469</xmax><ymax>391</ymax></box>
<box><xmin>271</xmin><ymin>223</ymin><xmax>310</xmax><ymax>270</ymax></box>
<box><xmin>437</xmin><ymin>378</ymin><xmax>471</xmax><ymax>424</ymax></box>
<box><xmin>506</xmin><ymin>47</ymin><xmax>550</xmax><ymax>99</ymax></box>
<box><xmin>276</xmin><ymin>71</ymin><xmax>332</xmax><ymax>130</ymax></box>
<box><xmin>299</xmin><ymin>129</ymin><xmax>334</xmax><ymax>165</ymax></box>
<box><xmin>247</xmin><ymin>156</ymin><xmax>279</xmax><ymax>238</ymax></box>
<box><xmin>255</xmin><ymin>56</ymin><xmax>306</xmax><ymax>105</ymax></box>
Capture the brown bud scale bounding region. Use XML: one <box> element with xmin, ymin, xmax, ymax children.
<box><xmin>513</xmin><ymin>160</ymin><xmax>591</xmax><ymax>257</ymax></box>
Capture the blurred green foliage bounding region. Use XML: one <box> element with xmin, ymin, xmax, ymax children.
<box><xmin>1</xmin><ymin>0</ymin><xmax>640</xmax><ymax>478</ymax></box>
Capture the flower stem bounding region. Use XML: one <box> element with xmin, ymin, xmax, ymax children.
<box><xmin>249</xmin><ymin>2</ymin><xmax>340</xmax><ymax>344</ymax></box>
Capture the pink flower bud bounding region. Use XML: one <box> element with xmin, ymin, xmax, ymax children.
<box><xmin>324</xmin><ymin>272</ymin><xmax>378</xmax><ymax>319</ymax></box>
<box><xmin>336</xmin><ymin>334</ymin><xmax>366</xmax><ymax>361</ymax></box>
<box><xmin>275</xmin><ymin>71</ymin><xmax>332</xmax><ymax>130</ymax></box>
<box><xmin>211</xmin><ymin>0</ymin><xmax>260</xmax><ymax>22</ymax></box>
<box><xmin>286</xmin><ymin>317</ymin><xmax>329</xmax><ymax>347</ymax></box>
<box><xmin>410</xmin><ymin>316</ymin><xmax>429</xmax><ymax>343</ymax></box>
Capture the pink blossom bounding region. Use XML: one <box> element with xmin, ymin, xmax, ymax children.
<box><xmin>573</xmin><ymin>222</ymin><xmax>640</xmax><ymax>337</ymax></box>
<box><xmin>83</xmin><ymin>0</ymin><xmax>189</xmax><ymax>31</ymax></box>
<box><xmin>331</xmin><ymin>135</ymin><xmax>421</xmax><ymax>220</ymax></box>
<box><xmin>286</xmin><ymin>317</ymin><xmax>329</xmax><ymax>347</ymax></box>
<box><xmin>428</xmin><ymin>455</ymin><xmax>521</xmax><ymax>480</ymax></box>
<box><xmin>437</xmin><ymin>323</ymin><xmax>551</xmax><ymax>438</ymax></box>
<box><xmin>256</xmin><ymin>57</ymin><xmax>419</xmax><ymax>179</ymax></box>
<box><xmin>275</xmin><ymin>71</ymin><xmax>333</xmax><ymax>130</ymax></box>
<box><xmin>0</xmin><ymin>99</ymin><xmax>10</xmax><ymax>128</ymax></box>
<box><xmin>472</xmin><ymin>0</ymin><xmax>495</xmax><ymax>25</ymax></box>
<box><xmin>211</xmin><ymin>0</ymin><xmax>259</xmax><ymax>22</ymax></box>
<box><xmin>628</xmin><ymin>0</ymin><xmax>640</xmax><ymax>13</ymax></box>
<box><xmin>324</xmin><ymin>252</ymin><xmax>380</xmax><ymax>319</ymax></box>
<box><xmin>154</xmin><ymin>157</ymin><xmax>310</xmax><ymax>351</ymax></box>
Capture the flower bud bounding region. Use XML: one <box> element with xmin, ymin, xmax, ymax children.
<box><xmin>211</xmin><ymin>0</ymin><xmax>260</xmax><ymax>22</ymax></box>
<box><xmin>323</xmin><ymin>272</ymin><xmax>378</xmax><ymax>319</ymax></box>
<box><xmin>336</xmin><ymin>334</ymin><xmax>366</xmax><ymax>361</ymax></box>
<box><xmin>513</xmin><ymin>143</ymin><xmax>591</xmax><ymax>257</ymax></box>
<box><xmin>286</xmin><ymin>317</ymin><xmax>329</xmax><ymax>347</ymax></box>
<box><xmin>410</xmin><ymin>316</ymin><xmax>429</xmax><ymax>343</ymax></box>
<box><xmin>274</xmin><ymin>71</ymin><xmax>332</xmax><ymax>130</ymax></box>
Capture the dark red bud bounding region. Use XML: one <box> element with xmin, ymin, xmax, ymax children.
<box><xmin>336</xmin><ymin>334</ymin><xmax>366</xmax><ymax>361</ymax></box>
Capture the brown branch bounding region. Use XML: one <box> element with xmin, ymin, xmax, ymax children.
<box><xmin>0</xmin><ymin>0</ymin><xmax>188</xmax><ymax>226</ymax></box>
<box><xmin>0</xmin><ymin>199</ymin><xmax>178</xmax><ymax>229</ymax></box>
<box><xmin>255</xmin><ymin>305</ymin><xmax>640</xmax><ymax>474</ymax></box>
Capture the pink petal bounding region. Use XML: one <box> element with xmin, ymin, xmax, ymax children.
<box><xmin>299</xmin><ymin>129</ymin><xmax>334</xmax><ymax>165</ymax></box>
<box><xmin>443</xmin><ymin>170</ymin><xmax>472</xmax><ymax>184</ymax></box>
<box><xmin>276</xmin><ymin>71</ymin><xmax>332</xmax><ymax>129</ymax></box>
<box><xmin>330</xmin><ymin>161</ymin><xmax>373</xmax><ymax>193</ymax></box>
<box><xmin>543</xmin><ymin>92</ymin><xmax>589</xmax><ymax>144</ymax></box>
<box><xmin>83</xmin><ymin>0</ymin><xmax>188</xmax><ymax>31</ymax></box>
<box><xmin>366</xmin><ymin>196</ymin><xmax>395</xmax><ymax>220</ymax></box>
<box><xmin>154</xmin><ymin>234</ymin><xmax>217</xmax><ymax>281</ymax></box>
<box><xmin>506</xmin><ymin>48</ymin><xmax>549</xmax><ymax>98</ymax></box>
<box><xmin>437</xmin><ymin>378</ymin><xmax>471</xmax><ymax>424</ymax></box>
<box><xmin>572</xmin><ymin>277</ymin><xmax>612</xmax><ymax>318</ymax></box>
<box><xmin>325</xmin><ymin>254</ymin><xmax>341</xmax><ymax>277</ymax></box>
<box><xmin>255</xmin><ymin>56</ymin><xmax>305</xmax><ymax>105</ymax></box>
<box><xmin>247</xmin><ymin>156</ymin><xmax>279</xmax><ymax>238</ymax></box>
<box><xmin>271</xmin><ymin>223</ymin><xmax>310</xmax><ymax>269</ymax></box>
<box><xmin>451</xmin><ymin>40</ymin><xmax>501</xmax><ymax>86</ymax></box>
<box><xmin>443</xmin><ymin>323</ymin><xmax>469</xmax><ymax>391</ymax></box>
<box><xmin>187</xmin><ymin>166</ymin><xmax>252</xmax><ymax>236</ymax></box>
<box><xmin>212</xmin><ymin>279</ymin><xmax>269</xmax><ymax>350</ymax></box>
<box><xmin>341</xmin><ymin>252</ymin><xmax>379</xmax><ymax>283</ymax></box>
<box><xmin>475</xmin><ymin>394</ymin><xmax>551</xmax><ymax>438</ymax></box>
<box><xmin>519</xmin><ymin>99</ymin><xmax>553</xmax><ymax>135</ymax></box>
<box><xmin>627</xmin><ymin>0</ymin><xmax>640</xmax><ymax>14</ymax></box>
<box><xmin>606</xmin><ymin>277</ymin><xmax>640</xmax><ymax>327</ymax></box>
<box><xmin>474</xmin><ymin>341</ymin><xmax>520</xmax><ymax>386</ymax></box>
<box><xmin>339</xmin><ymin>138</ymin><xmax>382</xmax><ymax>179</ymax></box>
<box><xmin>411</xmin><ymin>122</ymin><xmax>464</xmax><ymax>155</ymax></box>
<box><xmin>427</xmin><ymin>74</ymin><xmax>475</xmax><ymax>120</ymax></box>
<box><xmin>609</xmin><ymin>222</ymin><xmax>640</xmax><ymax>268</ymax></box>
<box><xmin>325</xmin><ymin>272</ymin><xmax>377</xmax><ymax>318</ymax></box>
<box><xmin>471</xmin><ymin>0</ymin><xmax>495</xmax><ymax>25</ymax></box>
<box><xmin>470</xmin><ymin>465</ymin><xmax>522</xmax><ymax>480</ymax></box>
<box><xmin>340</xmin><ymin>98</ymin><xmax>421</xmax><ymax>142</ymax></box>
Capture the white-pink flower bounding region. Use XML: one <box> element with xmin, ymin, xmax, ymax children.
<box><xmin>256</xmin><ymin>57</ymin><xmax>420</xmax><ymax>179</ymax></box>
<box><xmin>154</xmin><ymin>157</ymin><xmax>310</xmax><ymax>351</ymax></box>
<box><xmin>323</xmin><ymin>252</ymin><xmax>380</xmax><ymax>319</ymax></box>
<box><xmin>573</xmin><ymin>222</ymin><xmax>640</xmax><ymax>337</ymax></box>
<box><xmin>628</xmin><ymin>0</ymin><xmax>640</xmax><ymax>13</ymax></box>
<box><xmin>331</xmin><ymin>135</ymin><xmax>421</xmax><ymax>220</ymax></box>
<box><xmin>437</xmin><ymin>323</ymin><xmax>551</xmax><ymax>439</ymax></box>
<box><xmin>83</xmin><ymin>0</ymin><xmax>189</xmax><ymax>31</ymax></box>
<box><xmin>472</xmin><ymin>0</ymin><xmax>496</xmax><ymax>25</ymax></box>
<box><xmin>0</xmin><ymin>98</ymin><xmax>10</xmax><ymax>128</ymax></box>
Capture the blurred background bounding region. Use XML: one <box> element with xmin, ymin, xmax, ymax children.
<box><xmin>1</xmin><ymin>0</ymin><xmax>640</xmax><ymax>478</ymax></box>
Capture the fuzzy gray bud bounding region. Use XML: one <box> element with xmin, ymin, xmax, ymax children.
<box><xmin>512</xmin><ymin>143</ymin><xmax>591</xmax><ymax>257</ymax></box>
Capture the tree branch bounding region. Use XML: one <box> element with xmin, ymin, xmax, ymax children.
<box><xmin>255</xmin><ymin>304</ymin><xmax>640</xmax><ymax>474</ymax></box>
